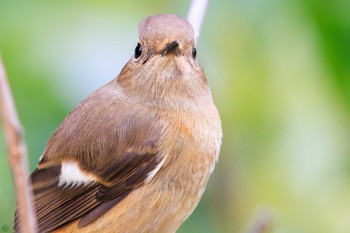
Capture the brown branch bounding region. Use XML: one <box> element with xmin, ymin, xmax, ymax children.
<box><xmin>0</xmin><ymin>54</ymin><xmax>37</xmax><ymax>233</ymax></box>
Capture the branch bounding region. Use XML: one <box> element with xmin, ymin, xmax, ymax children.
<box><xmin>187</xmin><ymin>0</ymin><xmax>209</xmax><ymax>44</ymax></box>
<box><xmin>247</xmin><ymin>210</ymin><xmax>273</xmax><ymax>233</ymax></box>
<box><xmin>0</xmin><ymin>55</ymin><xmax>37</xmax><ymax>233</ymax></box>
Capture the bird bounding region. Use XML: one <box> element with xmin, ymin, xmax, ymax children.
<box><xmin>14</xmin><ymin>14</ymin><xmax>222</xmax><ymax>233</ymax></box>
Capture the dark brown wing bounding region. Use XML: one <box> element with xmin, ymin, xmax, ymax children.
<box><xmin>14</xmin><ymin>83</ymin><xmax>165</xmax><ymax>232</ymax></box>
<box><xmin>14</xmin><ymin>149</ymin><xmax>163</xmax><ymax>233</ymax></box>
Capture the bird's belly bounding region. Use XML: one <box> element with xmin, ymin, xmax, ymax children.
<box><xmin>143</xmin><ymin>131</ymin><xmax>220</xmax><ymax>232</ymax></box>
<box><xmin>54</xmin><ymin>156</ymin><xmax>214</xmax><ymax>233</ymax></box>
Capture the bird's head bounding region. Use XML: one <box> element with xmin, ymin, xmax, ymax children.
<box><xmin>117</xmin><ymin>14</ymin><xmax>209</xmax><ymax>108</ymax></box>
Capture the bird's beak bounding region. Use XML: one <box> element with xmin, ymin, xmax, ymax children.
<box><xmin>162</xmin><ymin>41</ymin><xmax>179</xmax><ymax>56</ymax></box>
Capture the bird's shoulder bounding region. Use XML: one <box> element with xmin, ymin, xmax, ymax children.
<box><xmin>39</xmin><ymin>81</ymin><xmax>164</xmax><ymax>169</ymax></box>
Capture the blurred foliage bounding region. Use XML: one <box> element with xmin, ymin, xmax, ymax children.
<box><xmin>1</xmin><ymin>1</ymin><xmax>350</xmax><ymax>232</ymax></box>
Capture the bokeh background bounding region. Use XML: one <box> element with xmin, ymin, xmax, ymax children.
<box><xmin>1</xmin><ymin>1</ymin><xmax>350</xmax><ymax>232</ymax></box>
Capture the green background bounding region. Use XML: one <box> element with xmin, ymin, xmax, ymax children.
<box><xmin>1</xmin><ymin>1</ymin><xmax>350</xmax><ymax>232</ymax></box>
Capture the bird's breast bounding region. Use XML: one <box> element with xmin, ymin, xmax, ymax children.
<box><xmin>157</xmin><ymin>102</ymin><xmax>222</xmax><ymax>204</ymax></box>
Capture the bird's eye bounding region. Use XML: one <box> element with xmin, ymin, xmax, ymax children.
<box><xmin>192</xmin><ymin>47</ymin><xmax>197</xmax><ymax>59</ymax></box>
<box><xmin>134</xmin><ymin>43</ymin><xmax>142</xmax><ymax>59</ymax></box>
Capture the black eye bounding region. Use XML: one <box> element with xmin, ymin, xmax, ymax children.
<box><xmin>192</xmin><ymin>47</ymin><xmax>197</xmax><ymax>59</ymax></box>
<box><xmin>134</xmin><ymin>43</ymin><xmax>142</xmax><ymax>59</ymax></box>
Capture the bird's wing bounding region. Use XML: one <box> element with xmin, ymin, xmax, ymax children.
<box><xmin>14</xmin><ymin>85</ymin><xmax>166</xmax><ymax>232</ymax></box>
<box><xmin>22</xmin><ymin>149</ymin><xmax>161</xmax><ymax>232</ymax></box>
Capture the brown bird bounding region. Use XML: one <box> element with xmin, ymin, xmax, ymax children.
<box><xmin>14</xmin><ymin>14</ymin><xmax>222</xmax><ymax>233</ymax></box>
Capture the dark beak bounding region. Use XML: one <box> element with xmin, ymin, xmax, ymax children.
<box><xmin>162</xmin><ymin>41</ymin><xmax>179</xmax><ymax>56</ymax></box>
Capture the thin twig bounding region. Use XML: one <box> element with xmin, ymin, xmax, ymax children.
<box><xmin>187</xmin><ymin>0</ymin><xmax>209</xmax><ymax>44</ymax></box>
<box><xmin>0</xmin><ymin>55</ymin><xmax>37</xmax><ymax>233</ymax></box>
<box><xmin>246</xmin><ymin>209</ymin><xmax>273</xmax><ymax>233</ymax></box>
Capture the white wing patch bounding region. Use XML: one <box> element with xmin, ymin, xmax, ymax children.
<box><xmin>145</xmin><ymin>155</ymin><xmax>167</xmax><ymax>182</ymax></box>
<box><xmin>58</xmin><ymin>162</ymin><xmax>96</xmax><ymax>187</ymax></box>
